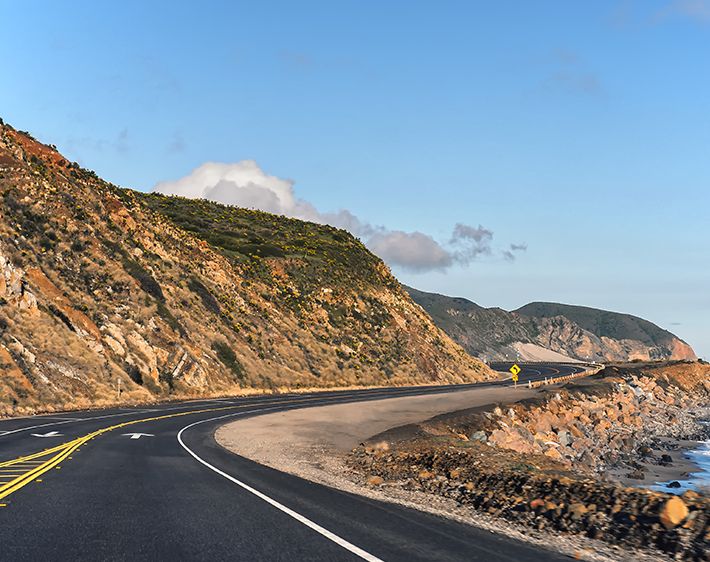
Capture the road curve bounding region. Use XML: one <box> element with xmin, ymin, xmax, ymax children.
<box><xmin>0</xmin><ymin>363</ymin><xmax>588</xmax><ymax>561</ymax></box>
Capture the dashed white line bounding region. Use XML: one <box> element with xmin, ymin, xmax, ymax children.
<box><xmin>177</xmin><ymin>409</ymin><xmax>384</xmax><ymax>562</ymax></box>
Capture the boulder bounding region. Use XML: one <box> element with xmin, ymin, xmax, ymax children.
<box><xmin>469</xmin><ymin>430</ymin><xmax>487</xmax><ymax>442</ymax></box>
<box><xmin>534</xmin><ymin>411</ymin><xmax>557</xmax><ymax>433</ymax></box>
<box><xmin>659</xmin><ymin>497</ymin><xmax>688</xmax><ymax>529</ymax></box>
<box><xmin>558</xmin><ymin>429</ymin><xmax>572</xmax><ymax>447</ymax></box>
<box><xmin>544</xmin><ymin>447</ymin><xmax>564</xmax><ymax>461</ymax></box>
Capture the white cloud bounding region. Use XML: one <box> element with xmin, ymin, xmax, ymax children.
<box><xmin>153</xmin><ymin>160</ymin><xmax>525</xmax><ymax>272</ymax></box>
<box><xmin>368</xmin><ymin>231</ymin><xmax>453</xmax><ymax>272</ymax></box>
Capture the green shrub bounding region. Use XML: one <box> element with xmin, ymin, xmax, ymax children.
<box><xmin>123</xmin><ymin>258</ymin><xmax>164</xmax><ymax>301</ymax></box>
<box><xmin>211</xmin><ymin>340</ymin><xmax>246</xmax><ymax>381</ymax></box>
<box><xmin>70</xmin><ymin>240</ymin><xmax>85</xmax><ymax>253</ymax></box>
<box><xmin>156</xmin><ymin>301</ymin><xmax>186</xmax><ymax>337</ymax></box>
<box><xmin>188</xmin><ymin>278</ymin><xmax>221</xmax><ymax>314</ymax></box>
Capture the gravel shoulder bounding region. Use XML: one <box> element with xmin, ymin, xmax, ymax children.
<box><xmin>215</xmin><ymin>385</ymin><xmax>539</xmax><ymax>469</ymax></box>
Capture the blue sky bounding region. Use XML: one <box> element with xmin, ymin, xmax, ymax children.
<box><xmin>1</xmin><ymin>1</ymin><xmax>708</xmax><ymax>357</ymax></box>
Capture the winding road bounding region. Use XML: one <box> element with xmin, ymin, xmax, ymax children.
<box><xmin>0</xmin><ymin>363</ymin><xmax>588</xmax><ymax>561</ymax></box>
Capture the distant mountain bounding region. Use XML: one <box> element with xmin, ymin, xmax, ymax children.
<box><xmin>0</xmin><ymin>122</ymin><xmax>491</xmax><ymax>415</ymax></box>
<box><xmin>405</xmin><ymin>287</ymin><xmax>696</xmax><ymax>363</ymax></box>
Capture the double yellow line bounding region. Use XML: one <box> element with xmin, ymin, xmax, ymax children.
<box><xmin>0</xmin><ymin>388</ymin><xmax>426</xmax><ymax>504</ymax></box>
<box><xmin>0</xmin><ymin>404</ymin><xmax>239</xmax><ymax>502</ymax></box>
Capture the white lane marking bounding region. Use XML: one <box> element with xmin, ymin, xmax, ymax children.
<box><xmin>0</xmin><ymin>419</ymin><xmax>79</xmax><ymax>437</ymax></box>
<box><xmin>31</xmin><ymin>431</ymin><xmax>63</xmax><ymax>438</ymax></box>
<box><xmin>122</xmin><ymin>433</ymin><xmax>154</xmax><ymax>440</ymax></box>
<box><xmin>177</xmin><ymin>410</ymin><xmax>384</xmax><ymax>562</ymax></box>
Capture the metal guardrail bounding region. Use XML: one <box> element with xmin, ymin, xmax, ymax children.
<box><xmin>523</xmin><ymin>364</ymin><xmax>605</xmax><ymax>389</ymax></box>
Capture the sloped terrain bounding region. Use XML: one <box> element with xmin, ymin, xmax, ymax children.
<box><xmin>406</xmin><ymin>287</ymin><xmax>696</xmax><ymax>362</ymax></box>
<box><xmin>0</xmin><ymin>122</ymin><xmax>492</xmax><ymax>415</ymax></box>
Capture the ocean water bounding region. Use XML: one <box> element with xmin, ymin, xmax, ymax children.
<box><xmin>685</xmin><ymin>440</ymin><xmax>710</xmax><ymax>490</ymax></box>
<box><xmin>650</xmin><ymin>437</ymin><xmax>710</xmax><ymax>495</ymax></box>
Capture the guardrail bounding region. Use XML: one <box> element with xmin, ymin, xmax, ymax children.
<box><xmin>522</xmin><ymin>364</ymin><xmax>605</xmax><ymax>389</ymax></box>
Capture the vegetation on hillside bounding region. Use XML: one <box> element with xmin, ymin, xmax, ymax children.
<box><xmin>121</xmin><ymin>190</ymin><xmax>394</xmax><ymax>291</ymax></box>
<box><xmin>407</xmin><ymin>287</ymin><xmax>695</xmax><ymax>362</ymax></box>
<box><xmin>515</xmin><ymin>302</ymin><xmax>683</xmax><ymax>348</ymax></box>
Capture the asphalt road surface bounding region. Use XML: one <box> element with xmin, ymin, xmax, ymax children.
<box><xmin>0</xmin><ymin>363</ymin><xmax>588</xmax><ymax>561</ymax></box>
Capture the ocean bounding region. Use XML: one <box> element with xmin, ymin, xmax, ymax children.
<box><xmin>651</xmin><ymin>426</ymin><xmax>710</xmax><ymax>494</ymax></box>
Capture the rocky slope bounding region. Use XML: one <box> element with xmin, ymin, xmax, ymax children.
<box><xmin>0</xmin><ymin>122</ymin><xmax>492</xmax><ymax>415</ymax></box>
<box><xmin>473</xmin><ymin>362</ymin><xmax>710</xmax><ymax>475</ymax></box>
<box><xmin>406</xmin><ymin>287</ymin><xmax>696</xmax><ymax>362</ymax></box>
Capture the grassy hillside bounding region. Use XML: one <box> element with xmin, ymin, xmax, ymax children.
<box><xmin>127</xmin><ymin>191</ymin><xmax>393</xmax><ymax>293</ymax></box>
<box><xmin>406</xmin><ymin>286</ymin><xmax>537</xmax><ymax>357</ymax></box>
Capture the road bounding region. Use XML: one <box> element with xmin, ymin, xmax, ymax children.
<box><xmin>0</xmin><ymin>363</ymin><xmax>588</xmax><ymax>561</ymax></box>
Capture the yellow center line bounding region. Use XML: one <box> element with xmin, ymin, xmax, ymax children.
<box><xmin>0</xmin><ymin>404</ymin><xmax>247</xmax><ymax>501</ymax></box>
<box><xmin>0</xmin><ymin>390</ymin><xmax>413</xmax><ymax>503</ymax></box>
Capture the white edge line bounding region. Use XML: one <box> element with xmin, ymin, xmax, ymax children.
<box><xmin>176</xmin><ymin>409</ymin><xmax>384</xmax><ymax>562</ymax></box>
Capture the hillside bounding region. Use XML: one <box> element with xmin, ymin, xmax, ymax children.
<box><xmin>405</xmin><ymin>287</ymin><xmax>696</xmax><ymax>362</ymax></box>
<box><xmin>515</xmin><ymin>302</ymin><xmax>683</xmax><ymax>349</ymax></box>
<box><xmin>0</xmin><ymin>122</ymin><xmax>492</xmax><ymax>415</ymax></box>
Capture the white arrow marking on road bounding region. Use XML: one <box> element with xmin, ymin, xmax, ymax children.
<box><xmin>31</xmin><ymin>431</ymin><xmax>63</xmax><ymax>438</ymax></box>
<box><xmin>122</xmin><ymin>433</ymin><xmax>154</xmax><ymax>440</ymax></box>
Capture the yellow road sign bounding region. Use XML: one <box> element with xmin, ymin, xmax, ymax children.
<box><xmin>509</xmin><ymin>363</ymin><xmax>521</xmax><ymax>376</ymax></box>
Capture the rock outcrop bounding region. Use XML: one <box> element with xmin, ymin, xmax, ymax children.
<box><xmin>352</xmin><ymin>442</ymin><xmax>709</xmax><ymax>561</ymax></box>
<box><xmin>0</xmin><ymin>252</ymin><xmax>38</xmax><ymax>313</ymax></box>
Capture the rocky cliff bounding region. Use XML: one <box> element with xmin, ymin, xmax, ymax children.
<box><xmin>406</xmin><ymin>287</ymin><xmax>696</xmax><ymax>362</ymax></box>
<box><xmin>0</xmin><ymin>122</ymin><xmax>492</xmax><ymax>415</ymax></box>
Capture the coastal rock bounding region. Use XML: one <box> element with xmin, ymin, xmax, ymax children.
<box><xmin>659</xmin><ymin>496</ymin><xmax>688</xmax><ymax>529</ymax></box>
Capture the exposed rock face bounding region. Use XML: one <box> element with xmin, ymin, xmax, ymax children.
<box><xmin>517</xmin><ymin>302</ymin><xmax>697</xmax><ymax>362</ymax></box>
<box><xmin>0</xmin><ymin>122</ymin><xmax>492</xmax><ymax>415</ymax></box>
<box><xmin>0</xmin><ymin>252</ymin><xmax>38</xmax><ymax>313</ymax></box>
<box><xmin>405</xmin><ymin>287</ymin><xmax>696</xmax><ymax>362</ymax></box>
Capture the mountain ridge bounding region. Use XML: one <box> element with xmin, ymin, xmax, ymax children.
<box><xmin>405</xmin><ymin>287</ymin><xmax>696</xmax><ymax>362</ymax></box>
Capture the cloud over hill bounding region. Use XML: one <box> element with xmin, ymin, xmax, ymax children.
<box><xmin>154</xmin><ymin>161</ymin><xmax>526</xmax><ymax>272</ymax></box>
